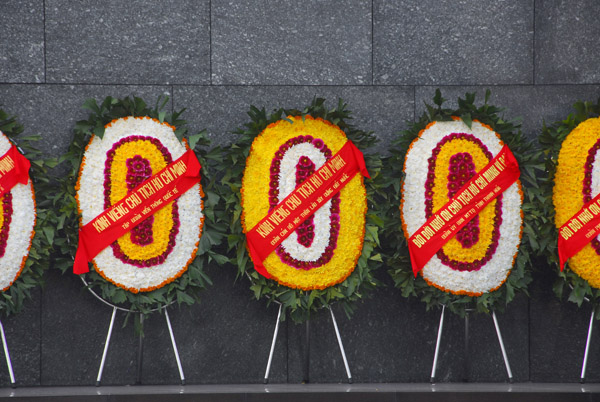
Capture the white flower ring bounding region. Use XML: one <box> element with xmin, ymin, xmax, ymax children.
<box><xmin>77</xmin><ymin>117</ymin><xmax>203</xmax><ymax>293</ymax></box>
<box><xmin>401</xmin><ymin>119</ymin><xmax>523</xmax><ymax>296</ymax></box>
<box><xmin>0</xmin><ymin>131</ymin><xmax>35</xmax><ymax>291</ymax></box>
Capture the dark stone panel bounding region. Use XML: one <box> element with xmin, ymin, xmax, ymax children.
<box><xmin>0</xmin><ymin>85</ymin><xmax>171</xmax><ymax>159</ymax></box>
<box><xmin>431</xmin><ymin>294</ymin><xmax>529</xmax><ymax>383</ymax></box>
<box><xmin>211</xmin><ymin>0</ymin><xmax>372</xmax><ymax>85</ymax></box>
<box><xmin>173</xmin><ymin>85</ymin><xmax>413</xmax><ymax>154</ymax></box>
<box><xmin>41</xmin><ymin>269</ymin><xmax>139</xmax><ymax>386</ymax></box>
<box><xmin>45</xmin><ymin>0</ymin><xmax>210</xmax><ymax>84</ymax></box>
<box><xmin>535</xmin><ymin>0</ymin><xmax>600</xmax><ymax>84</ymax></box>
<box><xmin>285</xmin><ymin>276</ymin><xmax>437</xmax><ymax>383</ymax></box>
<box><xmin>529</xmin><ymin>262</ymin><xmax>600</xmax><ymax>383</ymax></box>
<box><xmin>0</xmin><ymin>289</ymin><xmax>41</xmax><ymax>387</ymax></box>
<box><xmin>42</xmin><ymin>265</ymin><xmax>289</xmax><ymax>386</ymax></box>
<box><xmin>415</xmin><ymin>85</ymin><xmax>600</xmax><ymax>142</ymax></box>
<box><xmin>138</xmin><ymin>264</ymin><xmax>288</xmax><ymax>385</ymax></box>
<box><xmin>374</xmin><ymin>0</ymin><xmax>534</xmax><ymax>85</ymax></box>
<box><xmin>284</xmin><ymin>273</ymin><xmax>528</xmax><ymax>383</ymax></box>
<box><xmin>0</xmin><ymin>1</ymin><xmax>44</xmax><ymax>83</ymax></box>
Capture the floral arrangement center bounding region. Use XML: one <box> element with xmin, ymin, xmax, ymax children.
<box><xmin>242</xmin><ymin>115</ymin><xmax>368</xmax><ymax>291</ymax></box>
<box><xmin>75</xmin><ymin>116</ymin><xmax>204</xmax><ymax>293</ymax></box>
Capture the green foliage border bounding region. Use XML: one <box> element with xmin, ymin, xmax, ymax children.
<box><xmin>51</xmin><ymin>96</ymin><xmax>223</xmax><ymax>317</ymax></box>
<box><xmin>218</xmin><ymin>98</ymin><xmax>384</xmax><ymax>323</ymax></box>
<box><xmin>0</xmin><ymin>107</ymin><xmax>52</xmax><ymax>317</ymax></box>
<box><xmin>538</xmin><ymin>98</ymin><xmax>600</xmax><ymax>315</ymax></box>
<box><xmin>381</xmin><ymin>90</ymin><xmax>540</xmax><ymax>317</ymax></box>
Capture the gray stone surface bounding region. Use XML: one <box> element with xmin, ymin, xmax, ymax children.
<box><xmin>0</xmin><ymin>85</ymin><xmax>171</xmax><ymax>158</ymax></box>
<box><xmin>535</xmin><ymin>0</ymin><xmax>600</xmax><ymax>84</ymax></box>
<box><xmin>173</xmin><ymin>86</ymin><xmax>413</xmax><ymax>154</ymax></box>
<box><xmin>45</xmin><ymin>0</ymin><xmax>210</xmax><ymax>84</ymax></box>
<box><xmin>0</xmin><ymin>1</ymin><xmax>44</xmax><ymax>83</ymax></box>
<box><xmin>415</xmin><ymin>86</ymin><xmax>600</xmax><ymax>141</ymax></box>
<box><xmin>374</xmin><ymin>0</ymin><xmax>534</xmax><ymax>85</ymax></box>
<box><xmin>211</xmin><ymin>0</ymin><xmax>372</xmax><ymax>85</ymax></box>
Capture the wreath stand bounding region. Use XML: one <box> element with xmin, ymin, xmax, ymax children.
<box><xmin>430</xmin><ymin>305</ymin><xmax>513</xmax><ymax>383</ymax></box>
<box><xmin>580</xmin><ymin>304</ymin><xmax>596</xmax><ymax>383</ymax></box>
<box><xmin>81</xmin><ymin>277</ymin><xmax>186</xmax><ymax>386</ymax></box>
<box><xmin>263</xmin><ymin>303</ymin><xmax>352</xmax><ymax>384</ymax></box>
<box><xmin>0</xmin><ymin>319</ymin><xmax>15</xmax><ymax>387</ymax></box>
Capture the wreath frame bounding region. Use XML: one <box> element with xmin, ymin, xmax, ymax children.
<box><xmin>538</xmin><ymin>98</ymin><xmax>600</xmax><ymax>317</ymax></box>
<box><xmin>381</xmin><ymin>90</ymin><xmax>539</xmax><ymax>317</ymax></box>
<box><xmin>52</xmin><ymin>96</ymin><xmax>224</xmax><ymax>320</ymax></box>
<box><xmin>0</xmin><ymin>107</ymin><xmax>52</xmax><ymax>317</ymax></box>
<box><xmin>218</xmin><ymin>98</ymin><xmax>384</xmax><ymax>323</ymax></box>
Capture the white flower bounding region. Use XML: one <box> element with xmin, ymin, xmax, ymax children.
<box><xmin>77</xmin><ymin>117</ymin><xmax>203</xmax><ymax>292</ymax></box>
<box><xmin>402</xmin><ymin>120</ymin><xmax>522</xmax><ymax>295</ymax></box>
<box><xmin>0</xmin><ymin>131</ymin><xmax>35</xmax><ymax>291</ymax></box>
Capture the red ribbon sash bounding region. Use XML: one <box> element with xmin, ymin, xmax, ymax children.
<box><xmin>0</xmin><ymin>145</ymin><xmax>31</xmax><ymax>196</ymax></box>
<box><xmin>557</xmin><ymin>192</ymin><xmax>600</xmax><ymax>271</ymax></box>
<box><xmin>73</xmin><ymin>149</ymin><xmax>201</xmax><ymax>274</ymax></box>
<box><xmin>246</xmin><ymin>141</ymin><xmax>370</xmax><ymax>278</ymax></box>
<box><xmin>408</xmin><ymin>145</ymin><xmax>520</xmax><ymax>276</ymax></box>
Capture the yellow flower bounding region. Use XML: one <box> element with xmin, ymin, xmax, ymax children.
<box><xmin>432</xmin><ymin>138</ymin><xmax>496</xmax><ymax>262</ymax></box>
<box><xmin>554</xmin><ymin>117</ymin><xmax>600</xmax><ymax>288</ymax></box>
<box><xmin>242</xmin><ymin>116</ymin><xmax>366</xmax><ymax>291</ymax></box>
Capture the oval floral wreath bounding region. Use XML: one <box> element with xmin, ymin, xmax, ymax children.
<box><xmin>539</xmin><ymin>98</ymin><xmax>600</xmax><ymax>315</ymax></box>
<box><xmin>0</xmin><ymin>107</ymin><xmax>51</xmax><ymax>317</ymax></box>
<box><xmin>220</xmin><ymin>99</ymin><xmax>382</xmax><ymax>323</ymax></box>
<box><xmin>54</xmin><ymin>96</ymin><xmax>220</xmax><ymax>314</ymax></box>
<box><xmin>382</xmin><ymin>91</ymin><xmax>537</xmax><ymax>316</ymax></box>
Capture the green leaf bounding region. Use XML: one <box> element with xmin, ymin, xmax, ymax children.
<box><xmin>42</xmin><ymin>226</ymin><xmax>55</xmax><ymax>245</ymax></box>
<box><xmin>460</xmin><ymin>113</ymin><xmax>472</xmax><ymax>128</ymax></box>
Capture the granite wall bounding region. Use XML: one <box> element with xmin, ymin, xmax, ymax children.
<box><xmin>0</xmin><ymin>0</ymin><xmax>599</xmax><ymax>386</ymax></box>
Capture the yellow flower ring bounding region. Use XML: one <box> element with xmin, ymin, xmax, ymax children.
<box><xmin>0</xmin><ymin>131</ymin><xmax>35</xmax><ymax>292</ymax></box>
<box><xmin>76</xmin><ymin>116</ymin><xmax>204</xmax><ymax>293</ymax></box>
<box><xmin>401</xmin><ymin>119</ymin><xmax>523</xmax><ymax>296</ymax></box>
<box><xmin>554</xmin><ymin>117</ymin><xmax>600</xmax><ymax>288</ymax></box>
<box><xmin>241</xmin><ymin>116</ymin><xmax>366</xmax><ymax>291</ymax></box>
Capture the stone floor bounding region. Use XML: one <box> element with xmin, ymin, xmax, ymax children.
<box><xmin>2</xmin><ymin>383</ymin><xmax>600</xmax><ymax>402</ymax></box>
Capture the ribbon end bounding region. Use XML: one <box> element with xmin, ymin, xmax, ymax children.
<box><xmin>247</xmin><ymin>240</ymin><xmax>271</xmax><ymax>279</ymax></box>
<box><xmin>408</xmin><ymin>245</ymin><xmax>421</xmax><ymax>277</ymax></box>
<box><xmin>73</xmin><ymin>233</ymin><xmax>90</xmax><ymax>275</ymax></box>
<box><xmin>73</xmin><ymin>250</ymin><xmax>90</xmax><ymax>275</ymax></box>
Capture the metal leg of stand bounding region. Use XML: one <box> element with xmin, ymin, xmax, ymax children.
<box><xmin>136</xmin><ymin>313</ymin><xmax>144</xmax><ymax>385</ymax></box>
<box><xmin>492</xmin><ymin>311</ymin><xmax>513</xmax><ymax>383</ymax></box>
<box><xmin>0</xmin><ymin>318</ymin><xmax>15</xmax><ymax>387</ymax></box>
<box><xmin>430</xmin><ymin>305</ymin><xmax>446</xmax><ymax>383</ymax></box>
<box><xmin>164</xmin><ymin>308</ymin><xmax>185</xmax><ymax>385</ymax></box>
<box><xmin>263</xmin><ymin>304</ymin><xmax>282</xmax><ymax>384</ymax></box>
<box><xmin>329</xmin><ymin>307</ymin><xmax>352</xmax><ymax>384</ymax></box>
<box><xmin>96</xmin><ymin>306</ymin><xmax>117</xmax><ymax>386</ymax></box>
<box><xmin>303</xmin><ymin>318</ymin><xmax>310</xmax><ymax>383</ymax></box>
<box><xmin>581</xmin><ymin>307</ymin><xmax>596</xmax><ymax>383</ymax></box>
<box><xmin>463</xmin><ymin>309</ymin><xmax>470</xmax><ymax>382</ymax></box>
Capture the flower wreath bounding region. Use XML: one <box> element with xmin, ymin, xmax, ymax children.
<box><xmin>0</xmin><ymin>107</ymin><xmax>51</xmax><ymax>317</ymax></box>
<box><xmin>53</xmin><ymin>96</ymin><xmax>222</xmax><ymax>314</ymax></box>
<box><xmin>538</xmin><ymin>98</ymin><xmax>600</xmax><ymax>315</ymax></box>
<box><xmin>382</xmin><ymin>91</ymin><xmax>537</xmax><ymax>316</ymax></box>
<box><xmin>219</xmin><ymin>99</ymin><xmax>382</xmax><ymax>323</ymax></box>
